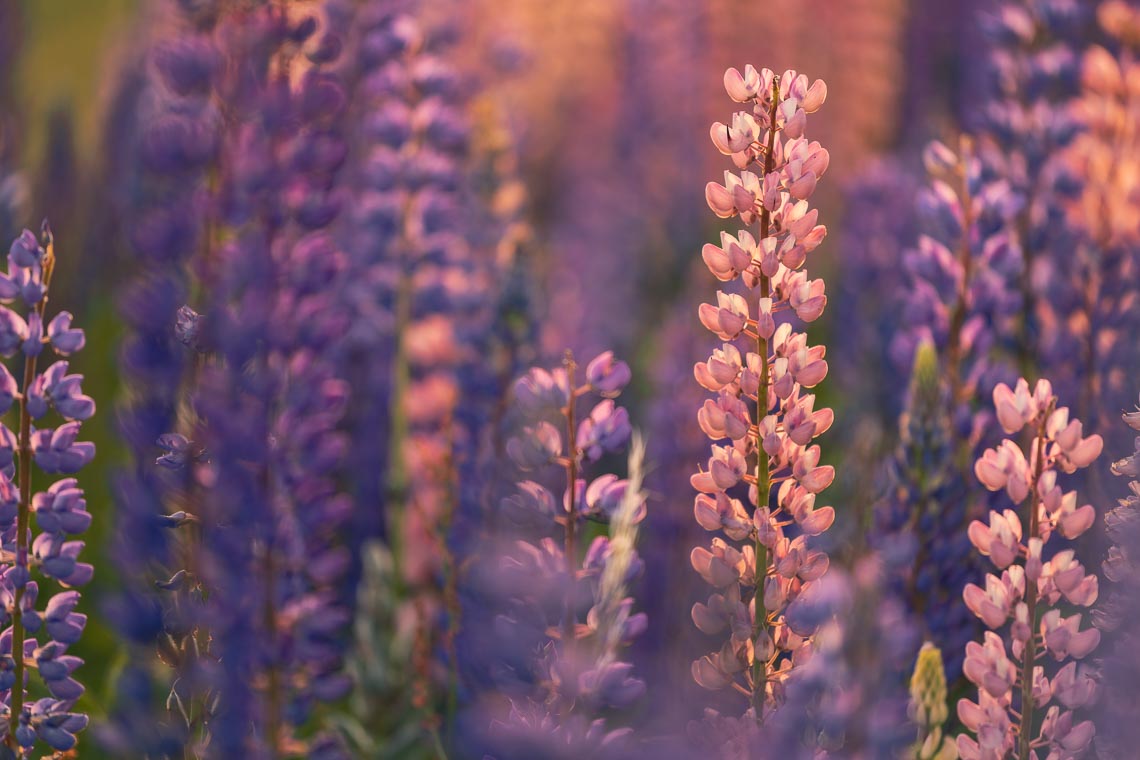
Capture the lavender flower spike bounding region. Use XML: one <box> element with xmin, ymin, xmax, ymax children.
<box><xmin>487</xmin><ymin>351</ymin><xmax>645</xmax><ymax>757</ymax></box>
<box><xmin>692</xmin><ymin>66</ymin><xmax>834</xmax><ymax>725</ymax></box>
<box><xmin>0</xmin><ymin>225</ymin><xmax>93</xmax><ymax>754</ymax></box>
<box><xmin>958</xmin><ymin>378</ymin><xmax>1101</xmax><ymax>760</ymax></box>
<box><xmin>1094</xmin><ymin>387</ymin><xmax>1140</xmax><ymax>754</ymax></box>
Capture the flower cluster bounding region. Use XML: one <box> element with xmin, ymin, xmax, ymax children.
<box><xmin>892</xmin><ymin>138</ymin><xmax>1020</xmax><ymax>440</ymax></box>
<box><xmin>747</xmin><ymin>559</ymin><xmax>917</xmax><ymax>758</ymax></box>
<box><xmin>0</xmin><ymin>226</ymin><xmax>93</xmax><ymax>754</ymax></box>
<box><xmin>486</xmin><ymin>352</ymin><xmax>646</xmax><ymax>757</ymax></box>
<box><xmin>329</xmin><ymin>7</ymin><xmax>541</xmax><ymax>746</ymax></box>
<box><xmin>691</xmin><ymin>65</ymin><xmax>835</xmax><ymax>724</ymax></box>
<box><xmin>959</xmin><ymin>378</ymin><xmax>1101</xmax><ymax>759</ymax></box>
<box><xmin>1045</xmin><ymin>0</ymin><xmax>1140</xmax><ymax>493</ymax></box>
<box><xmin>977</xmin><ymin>0</ymin><xmax>1084</xmax><ymax>373</ymax></box>
<box><xmin>1095</xmin><ymin>389</ymin><xmax>1140</xmax><ymax>755</ymax></box>
<box><xmin>908</xmin><ymin>643</ymin><xmax>956</xmax><ymax>760</ymax></box>
<box><xmin>184</xmin><ymin>7</ymin><xmax>355</xmax><ymax>755</ymax></box>
<box><xmin>343</xmin><ymin>4</ymin><xmax>474</xmax><ymax>726</ymax></box>
<box><xmin>874</xmin><ymin>340</ymin><xmax>980</xmax><ymax>684</ymax></box>
<box><xmin>110</xmin><ymin>0</ymin><xmax>224</xmax><ymax>650</ymax></box>
<box><xmin>107</xmin><ymin>5</ymin><xmax>358</xmax><ymax>756</ymax></box>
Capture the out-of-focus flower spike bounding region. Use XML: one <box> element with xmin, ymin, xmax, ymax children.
<box><xmin>483</xmin><ymin>353</ymin><xmax>646</xmax><ymax>755</ymax></box>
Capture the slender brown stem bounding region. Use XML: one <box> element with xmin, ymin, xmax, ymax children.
<box><xmin>561</xmin><ymin>355</ymin><xmax>579</xmax><ymax>650</ymax></box>
<box><xmin>750</xmin><ymin>77</ymin><xmax>780</xmax><ymax>724</ymax></box>
<box><xmin>1015</xmin><ymin>202</ymin><xmax>1038</xmax><ymax>381</ymax></box>
<box><xmin>945</xmin><ymin>140</ymin><xmax>975</xmax><ymax>416</ymax></box>
<box><xmin>1018</xmin><ymin>412</ymin><xmax>1049</xmax><ymax>760</ymax></box>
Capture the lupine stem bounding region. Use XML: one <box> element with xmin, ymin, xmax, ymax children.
<box><xmin>1014</xmin><ymin>210</ymin><xmax>1038</xmax><ymax>381</ymax></box>
<box><xmin>750</xmin><ymin>76</ymin><xmax>780</xmax><ymax>724</ymax></box>
<box><xmin>263</xmin><ymin>545</ymin><xmax>282</xmax><ymax>758</ymax></box>
<box><xmin>1018</xmin><ymin>410</ymin><xmax>1049</xmax><ymax>760</ymax></box>
<box><xmin>945</xmin><ymin>138</ymin><xmax>974</xmax><ymax>420</ymax></box>
<box><xmin>386</xmin><ymin>266</ymin><xmax>413</xmax><ymax>590</ymax></box>
<box><xmin>440</xmin><ymin>416</ymin><xmax>460</xmax><ymax>745</ymax></box>
<box><xmin>562</xmin><ymin>354</ymin><xmax>579</xmax><ymax>650</ymax></box>
<box><xmin>8</xmin><ymin>235</ymin><xmax>54</xmax><ymax>749</ymax></box>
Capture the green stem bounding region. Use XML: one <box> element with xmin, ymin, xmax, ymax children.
<box><xmin>750</xmin><ymin>77</ymin><xmax>780</xmax><ymax>724</ymax></box>
<box><xmin>385</xmin><ymin>267</ymin><xmax>413</xmax><ymax>592</ymax></box>
<box><xmin>1017</xmin><ymin>413</ymin><xmax>1048</xmax><ymax>760</ymax></box>
<box><xmin>263</xmin><ymin>546</ymin><xmax>282</xmax><ymax>758</ymax></box>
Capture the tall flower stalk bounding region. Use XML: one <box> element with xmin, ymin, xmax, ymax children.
<box><xmin>105</xmin><ymin>5</ymin><xmax>356</xmax><ymax>755</ymax></box>
<box><xmin>874</xmin><ymin>341</ymin><xmax>978</xmax><ymax>684</ymax></box>
<box><xmin>1097</xmin><ymin>390</ymin><xmax>1140</xmax><ymax>754</ymax></box>
<box><xmin>886</xmin><ymin>139</ymin><xmax>1021</xmax><ymax>699</ymax></box>
<box><xmin>692</xmin><ymin>65</ymin><xmax>834</xmax><ymax>722</ymax></box>
<box><xmin>0</xmin><ymin>225</ymin><xmax>94</xmax><ymax>754</ymax></box>
<box><xmin>959</xmin><ymin>378</ymin><xmax>1101</xmax><ymax>759</ymax></box>
<box><xmin>977</xmin><ymin>0</ymin><xmax>1084</xmax><ymax>378</ymax></box>
<box><xmin>486</xmin><ymin>351</ymin><xmax>646</xmax><ymax>757</ymax></box>
<box><xmin>893</xmin><ymin>137</ymin><xmax>1020</xmax><ymax>459</ymax></box>
<box><xmin>1049</xmin><ymin>0</ymin><xmax>1140</xmax><ymax>498</ymax></box>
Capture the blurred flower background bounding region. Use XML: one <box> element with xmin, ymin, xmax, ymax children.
<box><xmin>0</xmin><ymin>0</ymin><xmax>1136</xmax><ymax>757</ymax></box>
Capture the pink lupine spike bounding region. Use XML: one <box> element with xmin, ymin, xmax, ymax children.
<box><xmin>960</xmin><ymin>377</ymin><xmax>1102</xmax><ymax>758</ymax></box>
<box><xmin>690</xmin><ymin>65</ymin><xmax>833</xmax><ymax>730</ymax></box>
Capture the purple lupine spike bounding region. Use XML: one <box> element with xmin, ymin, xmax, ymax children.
<box><xmin>976</xmin><ymin>0</ymin><xmax>1086</xmax><ymax>382</ymax></box>
<box><xmin>178</xmin><ymin>5</ymin><xmax>354</xmax><ymax>754</ymax></box>
<box><xmin>883</xmin><ymin>142</ymin><xmax>1023</xmax><ymax>694</ymax></box>
<box><xmin>107</xmin><ymin>7</ymin><xmax>226</xmax><ymax>753</ymax></box>
<box><xmin>103</xmin><ymin>3</ymin><xmax>356</xmax><ymax>755</ymax></box>
<box><xmin>957</xmin><ymin>378</ymin><xmax>1101</xmax><ymax>759</ymax></box>
<box><xmin>323</xmin><ymin>9</ymin><xmax>542</xmax><ymax>753</ymax></box>
<box><xmin>892</xmin><ymin>137</ymin><xmax>1020</xmax><ymax>418</ymax></box>
<box><xmin>483</xmin><ymin>353</ymin><xmax>647</xmax><ymax>756</ymax></box>
<box><xmin>690</xmin><ymin>66</ymin><xmax>835</xmax><ymax>729</ymax></box>
<box><xmin>0</xmin><ymin>226</ymin><xmax>94</xmax><ymax>755</ymax></box>
<box><xmin>1094</xmin><ymin>387</ymin><xmax>1140</xmax><ymax>754</ymax></box>
<box><xmin>1038</xmin><ymin>2</ymin><xmax>1140</xmax><ymax>505</ymax></box>
<box><xmin>872</xmin><ymin>341</ymin><xmax>980</xmax><ymax>685</ymax></box>
<box><xmin>725</xmin><ymin>561</ymin><xmax>916</xmax><ymax>758</ymax></box>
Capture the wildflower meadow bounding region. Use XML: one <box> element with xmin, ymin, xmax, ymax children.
<box><xmin>0</xmin><ymin>0</ymin><xmax>1139</xmax><ymax>757</ymax></box>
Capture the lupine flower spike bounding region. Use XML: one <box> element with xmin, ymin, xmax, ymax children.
<box><xmin>874</xmin><ymin>340</ymin><xmax>978</xmax><ymax>683</ymax></box>
<box><xmin>1049</xmin><ymin>0</ymin><xmax>1140</xmax><ymax>495</ymax></box>
<box><xmin>1096</xmin><ymin>387</ymin><xmax>1140</xmax><ymax>754</ymax></box>
<box><xmin>693</xmin><ymin>65</ymin><xmax>834</xmax><ymax>725</ymax></box>
<box><xmin>959</xmin><ymin>379</ymin><xmax>1101</xmax><ymax>759</ymax></box>
<box><xmin>908</xmin><ymin>643</ymin><xmax>957</xmax><ymax>760</ymax></box>
<box><xmin>489</xmin><ymin>351</ymin><xmax>646</xmax><ymax>756</ymax></box>
<box><xmin>0</xmin><ymin>225</ymin><xmax>94</xmax><ymax>754</ymax></box>
<box><xmin>978</xmin><ymin>0</ymin><xmax>1083</xmax><ymax>378</ymax></box>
